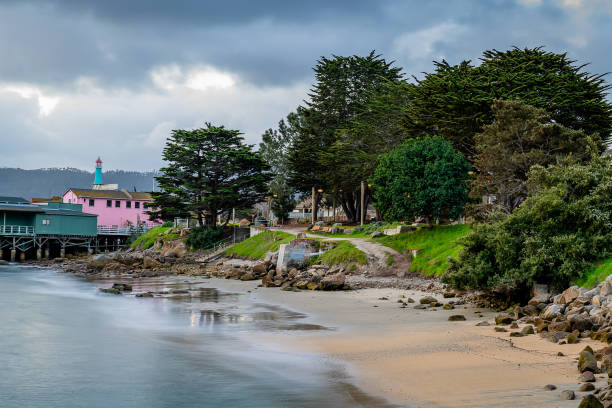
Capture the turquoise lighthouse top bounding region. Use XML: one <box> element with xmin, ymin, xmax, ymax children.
<box><xmin>94</xmin><ymin>157</ymin><xmax>103</xmax><ymax>185</ymax></box>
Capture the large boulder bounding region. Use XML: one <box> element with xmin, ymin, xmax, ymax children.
<box><xmin>541</xmin><ymin>304</ymin><xmax>564</xmax><ymax>320</ymax></box>
<box><xmin>577</xmin><ymin>395</ymin><xmax>603</xmax><ymax>408</ymax></box>
<box><xmin>601</xmin><ymin>281</ymin><xmax>612</xmax><ymax>297</ymax></box>
<box><xmin>89</xmin><ymin>253</ymin><xmax>113</xmax><ymax>268</ymax></box>
<box><xmin>319</xmin><ymin>272</ymin><xmax>345</xmax><ymax>291</ymax></box>
<box><xmin>528</xmin><ymin>293</ymin><xmax>551</xmax><ymax>306</ymax></box>
<box><xmin>578</xmin><ymin>349</ymin><xmax>599</xmax><ymax>373</ymax></box>
<box><xmin>569</xmin><ymin>315</ymin><xmax>594</xmax><ymax>332</ymax></box>
<box><xmin>561</xmin><ymin>286</ymin><xmax>582</xmax><ymax>304</ymax></box>
<box><xmin>548</xmin><ymin>321</ymin><xmax>570</xmax><ymax>332</ymax></box>
<box><xmin>252</xmin><ymin>262</ymin><xmax>269</xmax><ymax>275</ymax></box>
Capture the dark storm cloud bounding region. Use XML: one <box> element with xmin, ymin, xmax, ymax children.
<box><xmin>0</xmin><ymin>0</ymin><xmax>611</xmax><ymax>170</ymax></box>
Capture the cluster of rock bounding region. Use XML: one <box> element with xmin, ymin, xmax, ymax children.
<box><xmin>209</xmin><ymin>258</ymin><xmax>347</xmax><ymax>291</ymax></box>
<box><xmin>48</xmin><ymin>243</ymin><xmax>207</xmax><ymax>279</ymax></box>
<box><xmin>491</xmin><ymin>282</ymin><xmax>612</xmax><ymax>346</ymax></box>
<box><xmin>571</xmin><ymin>345</ymin><xmax>612</xmax><ymax>407</ymax></box>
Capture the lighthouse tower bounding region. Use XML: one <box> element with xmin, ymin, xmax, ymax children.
<box><xmin>91</xmin><ymin>157</ymin><xmax>118</xmax><ymax>190</ymax></box>
<box><xmin>94</xmin><ymin>157</ymin><xmax>103</xmax><ymax>186</ymax></box>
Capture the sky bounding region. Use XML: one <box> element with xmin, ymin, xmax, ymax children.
<box><xmin>0</xmin><ymin>0</ymin><xmax>611</xmax><ymax>171</ymax></box>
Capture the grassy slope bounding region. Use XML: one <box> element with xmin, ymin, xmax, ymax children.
<box><xmin>376</xmin><ymin>224</ymin><xmax>471</xmax><ymax>277</ymax></box>
<box><xmin>223</xmin><ymin>231</ymin><xmax>295</xmax><ymax>260</ymax></box>
<box><xmin>577</xmin><ymin>257</ymin><xmax>612</xmax><ymax>288</ymax></box>
<box><xmin>130</xmin><ymin>226</ymin><xmax>173</xmax><ymax>249</ymax></box>
<box><xmin>317</xmin><ymin>241</ymin><xmax>367</xmax><ymax>266</ymax></box>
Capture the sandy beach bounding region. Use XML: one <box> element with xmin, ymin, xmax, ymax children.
<box><xmin>194</xmin><ymin>277</ymin><xmax>605</xmax><ymax>408</ymax></box>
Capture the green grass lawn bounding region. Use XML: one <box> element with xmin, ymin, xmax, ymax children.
<box><xmin>316</xmin><ymin>240</ymin><xmax>367</xmax><ymax>266</ymax></box>
<box><xmin>577</xmin><ymin>257</ymin><xmax>612</xmax><ymax>288</ymax></box>
<box><xmin>375</xmin><ymin>224</ymin><xmax>471</xmax><ymax>277</ymax></box>
<box><xmin>130</xmin><ymin>226</ymin><xmax>172</xmax><ymax>249</ymax></box>
<box><xmin>223</xmin><ymin>231</ymin><xmax>295</xmax><ymax>259</ymax></box>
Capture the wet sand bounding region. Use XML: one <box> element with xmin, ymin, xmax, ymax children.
<box><xmin>196</xmin><ymin>278</ymin><xmax>604</xmax><ymax>408</ymax></box>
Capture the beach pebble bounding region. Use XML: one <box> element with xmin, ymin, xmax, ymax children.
<box><xmin>560</xmin><ymin>390</ymin><xmax>575</xmax><ymax>400</ymax></box>
<box><xmin>521</xmin><ymin>325</ymin><xmax>535</xmax><ymax>335</ymax></box>
<box><xmin>448</xmin><ymin>315</ymin><xmax>466</xmax><ymax>321</ymax></box>
<box><xmin>544</xmin><ymin>384</ymin><xmax>557</xmax><ymax>391</ymax></box>
<box><xmin>475</xmin><ymin>321</ymin><xmax>490</xmax><ymax>326</ymax></box>
<box><xmin>494</xmin><ymin>314</ymin><xmax>514</xmax><ymax>325</ymax></box>
<box><xmin>579</xmin><ymin>383</ymin><xmax>595</xmax><ymax>392</ymax></box>
<box><xmin>580</xmin><ymin>371</ymin><xmax>596</xmax><ymax>382</ymax></box>
<box><xmin>494</xmin><ymin>327</ymin><xmax>507</xmax><ymax>332</ymax></box>
<box><xmin>419</xmin><ymin>296</ymin><xmax>437</xmax><ymax>305</ymax></box>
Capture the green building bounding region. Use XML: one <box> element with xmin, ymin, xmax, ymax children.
<box><xmin>0</xmin><ymin>196</ymin><xmax>98</xmax><ymax>261</ymax></box>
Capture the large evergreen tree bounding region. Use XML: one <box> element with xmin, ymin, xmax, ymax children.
<box><xmin>404</xmin><ymin>47</ymin><xmax>612</xmax><ymax>159</ymax></box>
<box><xmin>150</xmin><ymin>123</ymin><xmax>270</xmax><ymax>225</ymax></box>
<box><xmin>287</xmin><ymin>51</ymin><xmax>404</xmax><ymax>222</ymax></box>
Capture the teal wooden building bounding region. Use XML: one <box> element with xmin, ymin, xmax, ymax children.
<box><xmin>0</xmin><ymin>197</ymin><xmax>97</xmax><ymax>261</ymax></box>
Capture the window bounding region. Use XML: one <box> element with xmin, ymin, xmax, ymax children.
<box><xmin>115</xmin><ymin>201</ymin><xmax>121</xmax><ymax>208</ymax></box>
<box><xmin>135</xmin><ymin>202</ymin><xmax>140</xmax><ymax>209</ymax></box>
<box><xmin>126</xmin><ymin>201</ymin><xmax>132</xmax><ymax>208</ymax></box>
<box><xmin>42</xmin><ymin>219</ymin><xmax>51</xmax><ymax>225</ymax></box>
<box><xmin>107</xmin><ymin>200</ymin><xmax>112</xmax><ymax>208</ymax></box>
<box><xmin>89</xmin><ymin>199</ymin><xmax>95</xmax><ymax>207</ymax></box>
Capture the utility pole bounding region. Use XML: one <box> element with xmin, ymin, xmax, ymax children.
<box><xmin>311</xmin><ymin>187</ymin><xmax>315</xmax><ymax>225</ymax></box>
<box><xmin>360</xmin><ymin>181</ymin><xmax>365</xmax><ymax>226</ymax></box>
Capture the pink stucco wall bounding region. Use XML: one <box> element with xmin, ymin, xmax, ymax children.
<box><xmin>63</xmin><ymin>190</ymin><xmax>160</xmax><ymax>227</ymax></box>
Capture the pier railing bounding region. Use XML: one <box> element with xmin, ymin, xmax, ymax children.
<box><xmin>97</xmin><ymin>224</ymin><xmax>155</xmax><ymax>236</ymax></box>
<box><xmin>0</xmin><ymin>225</ymin><xmax>35</xmax><ymax>236</ymax></box>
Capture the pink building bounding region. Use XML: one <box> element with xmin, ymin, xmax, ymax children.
<box><xmin>62</xmin><ymin>158</ymin><xmax>160</xmax><ymax>228</ymax></box>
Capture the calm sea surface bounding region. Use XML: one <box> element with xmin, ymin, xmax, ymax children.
<box><xmin>0</xmin><ymin>265</ymin><xmax>397</xmax><ymax>408</ymax></box>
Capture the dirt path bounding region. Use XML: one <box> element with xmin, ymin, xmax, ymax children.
<box><xmin>275</xmin><ymin>226</ymin><xmax>405</xmax><ymax>269</ymax></box>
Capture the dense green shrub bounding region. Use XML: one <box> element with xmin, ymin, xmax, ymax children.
<box><xmin>443</xmin><ymin>157</ymin><xmax>612</xmax><ymax>292</ymax></box>
<box><xmin>185</xmin><ymin>227</ymin><xmax>224</xmax><ymax>250</ymax></box>
<box><xmin>371</xmin><ymin>137</ymin><xmax>471</xmax><ymax>224</ymax></box>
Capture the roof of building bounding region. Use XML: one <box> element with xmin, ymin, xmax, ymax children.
<box><xmin>0</xmin><ymin>196</ymin><xmax>29</xmax><ymax>204</ymax></box>
<box><xmin>0</xmin><ymin>203</ymin><xmax>45</xmax><ymax>213</ymax></box>
<box><xmin>42</xmin><ymin>208</ymin><xmax>97</xmax><ymax>217</ymax></box>
<box><xmin>65</xmin><ymin>188</ymin><xmax>153</xmax><ymax>201</ymax></box>
<box><xmin>31</xmin><ymin>196</ymin><xmax>62</xmax><ymax>203</ymax></box>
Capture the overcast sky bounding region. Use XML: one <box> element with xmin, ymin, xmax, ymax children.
<box><xmin>0</xmin><ymin>0</ymin><xmax>610</xmax><ymax>171</ymax></box>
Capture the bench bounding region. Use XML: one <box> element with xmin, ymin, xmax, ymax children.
<box><xmin>321</xmin><ymin>227</ymin><xmax>330</xmax><ymax>233</ymax></box>
<box><xmin>311</xmin><ymin>225</ymin><xmax>321</xmax><ymax>231</ymax></box>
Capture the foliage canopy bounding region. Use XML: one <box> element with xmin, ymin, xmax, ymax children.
<box><xmin>443</xmin><ymin>157</ymin><xmax>612</xmax><ymax>292</ymax></box>
<box><xmin>371</xmin><ymin>136</ymin><xmax>471</xmax><ymax>223</ymax></box>
<box><xmin>151</xmin><ymin>123</ymin><xmax>269</xmax><ymax>225</ymax></box>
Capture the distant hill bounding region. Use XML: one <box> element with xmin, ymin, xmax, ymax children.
<box><xmin>0</xmin><ymin>168</ymin><xmax>158</xmax><ymax>200</ymax></box>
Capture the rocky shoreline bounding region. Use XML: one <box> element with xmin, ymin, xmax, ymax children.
<box><xmin>30</xmin><ymin>241</ymin><xmax>612</xmax><ymax>407</ymax></box>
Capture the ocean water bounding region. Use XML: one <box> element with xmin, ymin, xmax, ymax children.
<box><xmin>0</xmin><ymin>265</ymin><xmax>398</xmax><ymax>408</ymax></box>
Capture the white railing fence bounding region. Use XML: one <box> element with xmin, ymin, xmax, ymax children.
<box><xmin>0</xmin><ymin>225</ymin><xmax>35</xmax><ymax>235</ymax></box>
<box><xmin>97</xmin><ymin>224</ymin><xmax>155</xmax><ymax>236</ymax></box>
